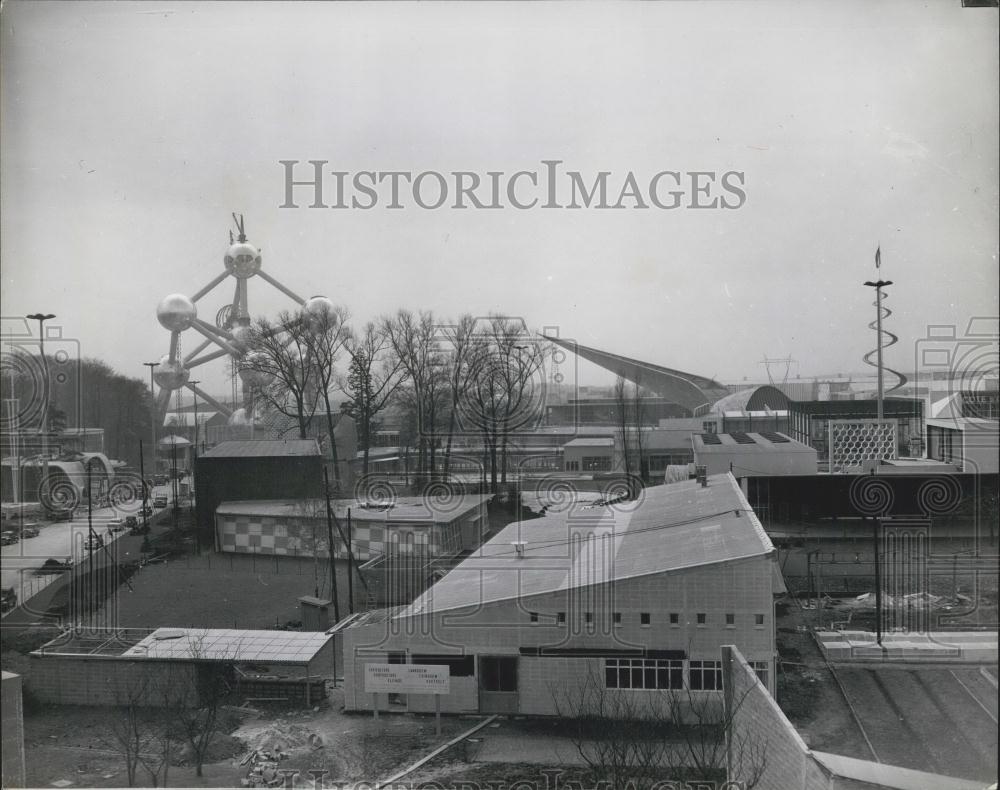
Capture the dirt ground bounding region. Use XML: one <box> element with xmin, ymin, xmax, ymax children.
<box><xmin>19</xmin><ymin>688</ymin><xmax>478</xmax><ymax>788</ymax></box>
<box><xmin>774</xmin><ymin>601</ymin><xmax>876</xmax><ymax>759</ymax></box>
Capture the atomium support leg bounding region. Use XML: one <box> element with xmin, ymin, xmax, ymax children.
<box><xmin>190</xmin><ymin>271</ymin><xmax>231</xmax><ymax>303</ymax></box>
<box><xmin>257</xmin><ymin>270</ymin><xmax>306</xmax><ymax>305</ymax></box>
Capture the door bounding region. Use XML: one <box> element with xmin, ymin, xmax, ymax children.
<box><xmin>479</xmin><ymin>656</ymin><xmax>518</xmax><ymax>713</ymax></box>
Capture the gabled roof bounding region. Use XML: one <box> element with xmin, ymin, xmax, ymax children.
<box><xmin>395</xmin><ymin>473</ymin><xmax>773</xmax><ymax>619</ymax></box>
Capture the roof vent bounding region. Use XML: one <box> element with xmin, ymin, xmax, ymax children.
<box><xmin>512</xmin><ymin>541</ymin><xmax>527</xmax><ymax>558</ymax></box>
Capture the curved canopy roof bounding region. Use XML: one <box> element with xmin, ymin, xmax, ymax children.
<box><xmin>543</xmin><ymin>336</ymin><xmax>730</xmax><ymax>415</ymax></box>
<box><xmin>710</xmin><ymin>385</ymin><xmax>790</xmax><ymax>414</ymax></box>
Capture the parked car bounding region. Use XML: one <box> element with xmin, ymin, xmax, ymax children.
<box><xmin>108</xmin><ymin>517</ymin><xmax>126</xmax><ymax>533</ymax></box>
<box><xmin>153</xmin><ymin>495</ymin><xmax>168</xmax><ymax>508</ymax></box>
<box><xmin>39</xmin><ymin>557</ymin><xmax>74</xmax><ymax>572</ymax></box>
<box><xmin>0</xmin><ymin>530</ymin><xmax>18</xmax><ymax>546</ymax></box>
<box><xmin>21</xmin><ymin>524</ymin><xmax>40</xmax><ymax>538</ymax></box>
<box><xmin>1</xmin><ymin>587</ymin><xmax>16</xmax><ymax>613</ymax></box>
<box><xmin>154</xmin><ymin>475</ymin><xmax>168</xmax><ymax>486</ymax></box>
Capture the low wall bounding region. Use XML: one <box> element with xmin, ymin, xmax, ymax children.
<box><xmin>28</xmin><ymin>655</ymin><xmax>199</xmax><ymax>707</ymax></box>
<box><xmin>815</xmin><ymin>630</ymin><xmax>998</xmax><ymax>663</ymax></box>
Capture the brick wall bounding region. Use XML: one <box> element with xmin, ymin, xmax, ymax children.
<box><xmin>28</xmin><ymin>655</ymin><xmax>198</xmax><ymax>707</ymax></box>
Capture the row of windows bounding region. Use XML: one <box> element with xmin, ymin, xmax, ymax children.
<box><xmin>605</xmin><ymin>659</ymin><xmax>769</xmax><ymax>691</ymax></box>
<box><xmin>528</xmin><ymin>611</ymin><xmax>767</xmax><ymax>627</ymax></box>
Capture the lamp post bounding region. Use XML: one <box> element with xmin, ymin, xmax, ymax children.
<box><xmin>26</xmin><ymin>313</ymin><xmax>55</xmax><ymax>506</ymax></box>
<box><xmin>188</xmin><ymin>381</ymin><xmax>200</xmax><ymax>509</ymax></box>
<box><xmin>143</xmin><ymin>361</ymin><xmax>160</xmax><ymax>480</ymax></box>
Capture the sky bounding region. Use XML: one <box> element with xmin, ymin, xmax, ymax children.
<box><xmin>2</xmin><ymin>0</ymin><xmax>998</xmax><ymax>400</ymax></box>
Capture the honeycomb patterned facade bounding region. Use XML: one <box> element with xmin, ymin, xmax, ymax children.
<box><xmin>828</xmin><ymin>419</ymin><xmax>897</xmax><ymax>473</ymax></box>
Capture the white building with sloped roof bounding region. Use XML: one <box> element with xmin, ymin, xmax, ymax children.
<box><xmin>336</xmin><ymin>472</ymin><xmax>783</xmax><ymax>717</ymax></box>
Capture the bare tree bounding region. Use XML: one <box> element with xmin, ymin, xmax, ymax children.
<box><xmin>243</xmin><ymin>312</ymin><xmax>318</xmax><ymax>438</ymax></box>
<box><xmin>551</xmin><ymin>663</ymin><xmax>767</xmax><ymax>789</ymax></box>
<box><xmin>300</xmin><ymin>302</ymin><xmax>353</xmax><ymax>491</ymax></box>
<box><xmin>463</xmin><ymin>316</ymin><xmax>548</xmax><ymax>490</ymax></box>
<box><xmin>382</xmin><ymin>310</ymin><xmax>448</xmax><ymax>478</ymax></box>
<box><xmin>343</xmin><ymin>321</ymin><xmax>407</xmax><ymax>476</ymax></box>
<box><xmin>437</xmin><ymin>314</ymin><xmax>478</xmax><ymax>477</ymax></box>
<box><xmin>104</xmin><ymin>669</ymin><xmax>177</xmax><ymax>788</ymax></box>
<box><xmin>167</xmin><ymin>632</ymin><xmax>239</xmax><ymax>778</ymax></box>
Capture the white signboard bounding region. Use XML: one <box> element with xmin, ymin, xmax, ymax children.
<box><xmin>364</xmin><ymin>663</ymin><xmax>450</xmax><ymax>694</ymax></box>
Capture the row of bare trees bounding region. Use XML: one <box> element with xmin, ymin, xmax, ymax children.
<box><xmin>241</xmin><ymin>306</ymin><xmax>550</xmax><ymax>492</ymax></box>
<box><xmin>104</xmin><ymin>635</ymin><xmax>235</xmax><ymax>786</ymax></box>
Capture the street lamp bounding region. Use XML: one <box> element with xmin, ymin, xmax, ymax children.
<box><xmin>143</xmin><ymin>362</ymin><xmax>160</xmax><ymax>480</ymax></box>
<box><xmin>26</xmin><ymin>313</ymin><xmax>55</xmax><ymax>508</ymax></box>
<box><xmin>188</xmin><ymin>380</ymin><xmax>200</xmax><ymax>508</ymax></box>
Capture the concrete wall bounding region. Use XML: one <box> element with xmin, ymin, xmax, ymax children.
<box><xmin>28</xmin><ymin>656</ymin><xmax>199</xmax><ymax>707</ymax></box>
<box><xmin>2</xmin><ymin>672</ymin><xmax>26</xmax><ymax>789</ymax></box>
<box><xmin>343</xmin><ymin>555</ymin><xmax>778</xmax><ymax>714</ymax></box>
<box><xmin>722</xmin><ymin>645</ymin><xmax>831</xmax><ymax>790</ymax></box>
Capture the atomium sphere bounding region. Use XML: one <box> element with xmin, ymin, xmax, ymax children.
<box><xmin>304</xmin><ymin>295</ymin><xmax>336</xmax><ymax>318</ymax></box>
<box><xmin>153</xmin><ymin>356</ymin><xmax>190</xmax><ymax>390</ymax></box>
<box><xmin>238</xmin><ymin>352</ymin><xmax>273</xmax><ymax>388</ymax></box>
<box><xmin>224</xmin><ymin>242</ymin><xmax>262</xmax><ymax>279</ymax></box>
<box><xmin>156</xmin><ymin>294</ymin><xmax>197</xmax><ymax>332</ymax></box>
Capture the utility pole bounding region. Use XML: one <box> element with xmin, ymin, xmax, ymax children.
<box><xmin>323</xmin><ymin>468</ymin><xmax>341</xmax><ymax>624</ymax></box>
<box><xmin>27</xmin><ymin>313</ymin><xmax>55</xmax><ymax>505</ymax></box>
<box><xmin>143</xmin><ymin>361</ymin><xmax>160</xmax><ymax>479</ymax></box>
<box><xmin>189</xmin><ymin>381</ymin><xmax>200</xmax><ymax>510</ymax></box>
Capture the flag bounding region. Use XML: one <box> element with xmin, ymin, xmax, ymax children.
<box><xmin>875</xmin><ymin>246</ymin><xmax>881</xmax><ymax>268</ymax></box>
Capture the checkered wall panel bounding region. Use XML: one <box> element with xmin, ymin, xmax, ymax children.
<box><xmin>217</xmin><ymin>514</ymin><xmax>444</xmax><ymax>560</ymax></box>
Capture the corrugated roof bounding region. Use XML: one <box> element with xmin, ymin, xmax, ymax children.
<box><xmin>393</xmin><ymin>473</ymin><xmax>773</xmax><ymax>619</ymax></box>
<box><xmin>201</xmin><ymin>440</ymin><xmax>321</xmax><ymax>458</ymax></box>
<box><xmin>122</xmin><ymin>628</ymin><xmax>330</xmax><ymax>665</ymax></box>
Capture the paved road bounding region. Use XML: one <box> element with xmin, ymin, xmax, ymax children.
<box><xmin>0</xmin><ymin>484</ymin><xmax>177</xmax><ymax>597</ymax></box>
<box><xmin>834</xmin><ymin>665</ymin><xmax>998</xmax><ymax>782</ymax></box>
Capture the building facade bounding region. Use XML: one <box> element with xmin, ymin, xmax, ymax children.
<box><xmin>338</xmin><ymin>474</ymin><xmax>781</xmax><ymax>717</ymax></box>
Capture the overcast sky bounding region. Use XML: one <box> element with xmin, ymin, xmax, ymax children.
<box><xmin>2</xmin><ymin>0</ymin><xmax>997</xmax><ymax>398</ymax></box>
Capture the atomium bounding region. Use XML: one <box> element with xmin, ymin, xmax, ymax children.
<box><xmin>150</xmin><ymin>214</ymin><xmax>330</xmax><ymax>423</ymax></box>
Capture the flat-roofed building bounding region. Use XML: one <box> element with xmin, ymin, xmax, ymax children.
<box><xmin>337</xmin><ymin>473</ymin><xmax>782</xmax><ymax>717</ymax></box>
<box><xmin>693</xmin><ymin>431</ymin><xmax>817</xmax><ymax>477</ymax></box>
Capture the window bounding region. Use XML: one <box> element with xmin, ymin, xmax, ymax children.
<box><xmin>412</xmin><ymin>654</ymin><xmax>475</xmax><ymax>677</ymax></box>
<box><xmin>585</xmin><ymin>612</ymin><xmax>594</xmax><ymax>624</ymax></box>
<box><xmin>702</xmin><ymin>421</ymin><xmax>717</xmax><ymax>434</ymax></box>
<box><xmin>613</xmin><ymin>612</ymin><xmax>622</xmax><ymax>625</ymax></box>
<box><xmin>529</xmin><ymin>611</ymin><xmax>539</xmax><ymax>624</ymax></box>
<box><xmin>557</xmin><ymin>611</ymin><xmax>566</xmax><ymax>625</ymax></box>
<box><xmin>479</xmin><ymin>656</ymin><xmax>517</xmax><ymax>692</ymax></box>
<box><xmin>605</xmin><ymin>658</ymin><xmax>683</xmax><ymax>690</ymax></box>
<box><xmin>696</xmin><ymin>613</ymin><xmax>706</xmax><ymax>625</ymax></box>
<box><xmin>725</xmin><ymin>613</ymin><xmax>735</xmax><ymax>626</ymax></box>
<box><xmin>582</xmin><ymin>456</ymin><xmax>612</xmax><ymax>472</ymax></box>
<box><xmin>755</xmin><ymin>614</ymin><xmax>765</xmax><ymax>626</ymax></box>
<box><xmin>752</xmin><ymin>661</ymin><xmax>769</xmax><ymax>687</ymax></box>
<box><xmin>566</xmin><ymin>460</ymin><xmax>580</xmax><ymax>472</ymax></box>
<box><xmin>640</xmin><ymin>613</ymin><xmax>651</xmax><ymax>626</ymax></box>
<box><xmin>669</xmin><ymin>613</ymin><xmax>679</xmax><ymax>625</ymax></box>
<box><xmin>689</xmin><ymin>660</ymin><xmax>723</xmax><ymax>691</ymax></box>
